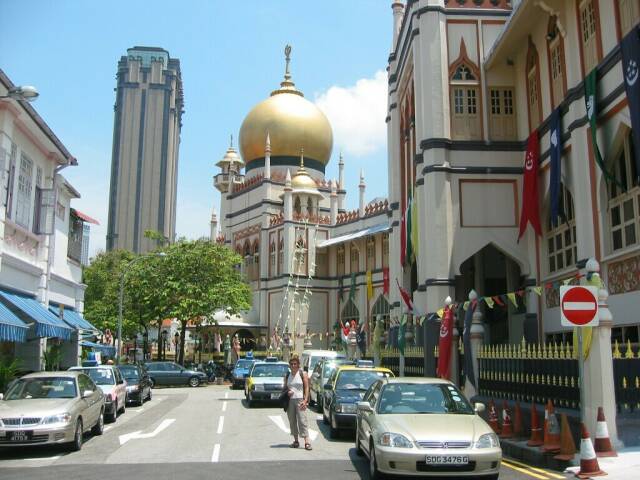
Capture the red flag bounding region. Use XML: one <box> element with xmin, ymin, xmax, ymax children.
<box><xmin>382</xmin><ymin>267</ymin><xmax>390</xmax><ymax>295</ymax></box>
<box><xmin>518</xmin><ymin>130</ymin><xmax>542</xmax><ymax>241</ymax></box>
<box><xmin>396</xmin><ymin>279</ymin><xmax>414</xmax><ymax>313</ymax></box>
<box><xmin>436</xmin><ymin>306</ymin><xmax>454</xmax><ymax>379</ymax></box>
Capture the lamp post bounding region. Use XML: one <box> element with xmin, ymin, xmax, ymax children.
<box><xmin>161</xmin><ymin>330</ymin><xmax>168</xmax><ymax>361</ymax></box>
<box><xmin>0</xmin><ymin>85</ymin><xmax>39</xmax><ymax>102</ymax></box>
<box><xmin>174</xmin><ymin>331</ymin><xmax>180</xmax><ymax>363</ymax></box>
<box><xmin>117</xmin><ymin>252</ymin><xmax>166</xmax><ymax>364</ymax></box>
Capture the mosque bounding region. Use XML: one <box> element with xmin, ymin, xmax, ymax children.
<box><xmin>210</xmin><ymin>46</ymin><xmax>391</xmax><ymax>353</ymax></box>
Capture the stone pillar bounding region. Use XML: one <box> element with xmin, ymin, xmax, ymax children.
<box><xmin>264</xmin><ymin>132</ymin><xmax>271</xmax><ymax>179</ymax></box>
<box><xmin>391</xmin><ymin>1</ymin><xmax>405</xmax><ymax>50</ymax></box>
<box><xmin>465</xmin><ymin>290</ymin><xmax>484</xmax><ymax>400</ymax></box>
<box><xmin>338</xmin><ymin>153</ymin><xmax>345</xmax><ymax>211</ymax></box>
<box><xmin>582</xmin><ymin>259</ymin><xmax>620</xmax><ymax>447</ymax></box>
<box><xmin>330</xmin><ymin>180</ymin><xmax>338</xmax><ymax>225</ymax></box>
<box><xmin>359</xmin><ymin>170</ymin><xmax>366</xmax><ymax>217</ymax></box>
<box><xmin>283</xmin><ymin>169</ymin><xmax>292</xmax><ymax>221</ymax></box>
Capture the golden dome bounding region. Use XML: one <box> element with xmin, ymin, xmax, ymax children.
<box><xmin>238</xmin><ymin>46</ymin><xmax>333</xmax><ymax>172</ymax></box>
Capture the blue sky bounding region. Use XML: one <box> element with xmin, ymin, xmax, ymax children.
<box><xmin>1</xmin><ymin>0</ymin><xmax>391</xmax><ymax>256</ymax></box>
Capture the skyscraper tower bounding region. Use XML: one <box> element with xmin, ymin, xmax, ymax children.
<box><xmin>106</xmin><ymin>46</ymin><xmax>184</xmax><ymax>253</ymax></box>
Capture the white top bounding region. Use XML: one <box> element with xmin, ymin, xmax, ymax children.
<box><xmin>288</xmin><ymin>371</ymin><xmax>304</xmax><ymax>399</ymax></box>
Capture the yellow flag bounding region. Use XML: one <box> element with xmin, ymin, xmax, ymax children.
<box><xmin>436</xmin><ymin>308</ymin><xmax>445</xmax><ymax>318</ymax></box>
<box><xmin>507</xmin><ymin>293</ymin><xmax>518</xmax><ymax>308</ymax></box>
<box><xmin>533</xmin><ymin>286</ymin><xmax>543</xmax><ymax>296</ymax></box>
<box><xmin>484</xmin><ymin>297</ymin><xmax>495</xmax><ymax>309</ymax></box>
<box><xmin>463</xmin><ymin>301</ymin><xmax>470</xmax><ymax>311</ymax></box>
<box><xmin>366</xmin><ymin>270</ymin><xmax>373</xmax><ymax>300</ymax></box>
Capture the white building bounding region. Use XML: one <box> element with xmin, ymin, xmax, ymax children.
<box><xmin>0</xmin><ymin>68</ymin><xmax>99</xmax><ymax>372</ymax></box>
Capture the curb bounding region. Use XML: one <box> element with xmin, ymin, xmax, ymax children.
<box><xmin>501</xmin><ymin>437</ymin><xmax>577</xmax><ymax>471</ymax></box>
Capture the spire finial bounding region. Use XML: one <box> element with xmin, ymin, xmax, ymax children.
<box><xmin>229</xmin><ymin>134</ymin><xmax>234</xmax><ymax>149</ymax></box>
<box><xmin>299</xmin><ymin>147</ymin><xmax>305</xmax><ymax>169</ymax></box>
<box><xmin>284</xmin><ymin>44</ymin><xmax>292</xmax><ymax>81</ymax></box>
<box><xmin>272</xmin><ymin>44</ymin><xmax>302</xmax><ymax>97</ymax></box>
<box><xmin>339</xmin><ymin>151</ymin><xmax>344</xmax><ymax>164</ymax></box>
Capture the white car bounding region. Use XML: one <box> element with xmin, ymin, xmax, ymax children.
<box><xmin>69</xmin><ymin>366</ymin><xmax>127</xmax><ymax>422</ymax></box>
<box><xmin>301</xmin><ymin>349</ymin><xmax>346</xmax><ymax>373</ymax></box>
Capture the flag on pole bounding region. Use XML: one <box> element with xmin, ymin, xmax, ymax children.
<box><xmin>382</xmin><ymin>267</ymin><xmax>390</xmax><ymax>295</ymax></box>
<box><xmin>621</xmin><ymin>25</ymin><xmax>640</xmax><ymax>180</ymax></box>
<box><xmin>397</xmin><ymin>279</ymin><xmax>414</xmax><ymax>313</ymax></box>
<box><xmin>549</xmin><ymin>107</ymin><xmax>563</xmax><ymax>227</ymax></box>
<box><xmin>349</xmin><ymin>273</ymin><xmax>356</xmax><ymax>301</ymax></box>
<box><xmin>436</xmin><ymin>306</ymin><xmax>454</xmax><ymax>379</ymax></box>
<box><xmin>518</xmin><ymin>130</ymin><xmax>542</xmax><ymax>241</ymax></box>
<box><xmin>398</xmin><ymin>314</ymin><xmax>407</xmax><ymax>356</ymax></box>
<box><xmin>366</xmin><ymin>270</ymin><xmax>374</xmax><ymax>300</ymax></box>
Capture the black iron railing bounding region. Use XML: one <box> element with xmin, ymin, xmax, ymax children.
<box><xmin>613</xmin><ymin>340</ymin><xmax>640</xmax><ymax>413</ymax></box>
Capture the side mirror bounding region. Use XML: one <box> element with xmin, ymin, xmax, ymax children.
<box><xmin>357</xmin><ymin>401</ymin><xmax>373</xmax><ymax>413</ymax></box>
<box><xmin>82</xmin><ymin>390</ymin><xmax>93</xmax><ymax>398</ymax></box>
<box><xmin>323</xmin><ymin>383</ymin><xmax>332</xmax><ymax>390</ymax></box>
<box><xmin>474</xmin><ymin>402</ymin><xmax>485</xmax><ymax>413</ymax></box>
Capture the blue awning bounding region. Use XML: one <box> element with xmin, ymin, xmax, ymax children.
<box><xmin>0</xmin><ymin>291</ymin><xmax>73</xmax><ymax>340</ymax></box>
<box><xmin>80</xmin><ymin>340</ymin><xmax>116</xmax><ymax>357</ymax></box>
<box><xmin>0</xmin><ymin>301</ymin><xmax>28</xmax><ymax>343</ymax></box>
<box><xmin>48</xmin><ymin>305</ymin><xmax>97</xmax><ymax>332</ymax></box>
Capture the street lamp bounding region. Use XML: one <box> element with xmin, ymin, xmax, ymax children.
<box><xmin>174</xmin><ymin>331</ymin><xmax>180</xmax><ymax>363</ymax></box>
<box><xmin>161</xmin><ymin>330</ymin><xmax>168</xmax><ymax>361</ymax></box>
<box><xmin>0</xmin><ymin>85</ymin><xmax>39</xmax><ymax>102</ymax></box>
<box><xmin>117</xmin><ymin>252</ymin><xmax>167</xmax><ymax>364</ymax></box>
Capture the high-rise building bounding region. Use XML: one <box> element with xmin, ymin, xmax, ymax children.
<box><xmin>106</xmin><ymin>46</ymin><xmax>184</xmax><ymax>253</ymax></box>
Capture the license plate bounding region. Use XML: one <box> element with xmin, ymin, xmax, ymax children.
<box><xmin>270</xmin><ymin>393</ymin><xmax>280</xmax><ymax>400</ymax></box>
<box><xmin>9</xmin><ymin>430</ymin><xmax>32</xmax><ymax>442</ymax></box>
<box><xmin>425</xmin><ymin>455</ymin><xmax>469</xmax><ymax>465</ymax></box>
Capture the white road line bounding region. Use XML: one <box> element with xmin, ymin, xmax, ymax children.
<box><xmin>217</xmin><ymin>415</ymin><xmax>225</xmax><ymax>434</ymax></box>
<box><xmin>268</xmin><ymin>415</ymin><xmax>319</xmax><ymax>441</ymax></box>
<box><xmin>211</xmin><ymin>443</ymin><xmax>220</xmax><ymax>462</ymax></box>
<box><xmin>316</xmin><ymin>414</ymin><xmax>323</xmax><ymax>421</ymax></box>
<box><xmin>24</xmin><ymin>455</ymin><xmax>61</xmax><ymax>461</ymax></box>
<box><xmin>224</xmin><ymin>391</ymin><xmax>229</xmax><ymax>399</ymax></box>
<box><xmin>222</xmin><ymin>401</ymin><xmax>227</xmax><ymax>412</ymax></box>
<box><xmin>104</xmin><ymin>425</ymin><xmax>113</xmax><ymax>432</ymax></box>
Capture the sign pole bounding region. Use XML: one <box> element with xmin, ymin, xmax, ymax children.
<box><xmin>577</xmin><ymin>327</ymin><xmax>585</xmax><ymax>425</ymax></box>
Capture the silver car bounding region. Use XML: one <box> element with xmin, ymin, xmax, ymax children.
<box><xmin>356</xmin><ymin>378</ymin><xmax>501</xmax><ymax>479</ymax></box>
<box><xmin>0</xmin><ymin>371</ymin><xmax>105</xmax><ymax>451</ymax></box>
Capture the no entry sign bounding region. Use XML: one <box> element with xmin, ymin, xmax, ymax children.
<box><xmin>560</xmin><ymin>286</ymin><xmax>599</xmax><ymax>327</ymax></box>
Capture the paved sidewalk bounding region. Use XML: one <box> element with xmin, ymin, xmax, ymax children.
<box><xmin>565</xmin><ymin>447</ymin><xmax>640</xmax><ymax>479</ymax></box>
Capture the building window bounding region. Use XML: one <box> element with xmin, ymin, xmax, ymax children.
<box><xmin>371</xmin><ymin>295</ymin><xmax>391</xmax><ymax>333</ymax></box>
<box><xmin>278</xmin><ymin>239</ymin><xmax>284</xmax><ymax>275</ymax></box>
<box><xmin>450</xmin><ymin>81</ymin><xmax>481</xmax><ymax>140</ymax></box>
<box><xmin>269</xmin><ymin>241</ymin><xmax>276</xmax><ymax>277</ymax></box>
<box><xmin>294</xmin><ymin>197</ymin><xmax>301</xmax><ymax>215</ymax></box>
<box><xmin>382</xmin><ymin>234</ymin><xmax>389</xmax><ymax>268</ymax></box>
<box><xmin>608</xmin><ymin>132</ymin><xmax>640</xmax><ymax>252</ymax></box>
<box><xmin>526</xmin><ymin>40</ymin><xmax>542</xmax><ymax>130</ymax></box>
<box><xmin>5</xmin><ymin>142</ymin><xmax>17</xmax><ymax>219</ymax></box>
<box><xmin>295</xmin><ymin>237</ymin><xmax>307</xmax><ymax>275</ymax></box>
<box><xmin>56</xmin><ymin>201</ymin><xmax>66</xmax><ymax>220</ymax></box>
<box><xmin>546</xmin><ymin>184</ymin><xmax>577</xmax><ymax>274</ymax></box>
<box><xmin>252</xmin><ymin>241</ymin><xmax>260</xmax><ymax>280</ymax></box>
<box><xmin>341</xmin><ymin>299</ymin><xmax>360</xmax><ymax>327</ymax></box>
<box><xmin>315</xmin><ymin>249</ymin><xmax>328</xmax><ymax>277</ymax></box>
<box><xmin>547</xmin><ymin>17</ymin><xmax>566</xmax><ymax>108</ymax></box>
<box><xmin>337</xmin><ymin>245</ymin><xmax>345</xmax><ymax>276</ymax></box>
<box><xmin>15</xmin><ymin>153</ymin><xmax>34</xmax><ymax>228</ymax></box>
<box><xmin>618</xmin><ymin>0</ymin><xmax>640</xmax><ymax>37</ymax></box>
<box><xmin>307</xmin><ymin>197</ymin><xmax>314</xmax><ymax>216</ymax></box>
<box><xmin>579</xmin><ymin>0</ymin><xmax>600</xmax><ymax>74</ymax></box>
<box><xmin>366</xmin><ymin>237</ymin><xmax>375</xmax><ymax>271</ymax></box>
<box><xmin>68</xmin><ymin>211</ymin><xmax>84</xmax><ymax>263</ymax></box>
<box><xmin>489</xmin><ymin>88</ymin><xmax>516</xmax><ymax>141</ymax></box>
<box><xmin>350</xmin><ymin>243</ymin><xmax>359</xmax><ymax>273</ymax></box>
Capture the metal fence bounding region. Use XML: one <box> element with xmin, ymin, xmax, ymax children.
<box><xmin>613</xmin><ymin>340</ymin><xmax>640</xmax><ymax>413</ymax></box>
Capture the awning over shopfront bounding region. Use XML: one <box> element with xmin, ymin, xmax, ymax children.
<box><xmin>316</xmin><ymin>223</ymin><xmax>390</xmax><ymax>248</ymax></box>
<box><xmin>79</xmin><ymin>340</ymin><xmax>116</xmax><ymax>357</ymax></box>
<box><xmin>49</xmin><ymin>305</ymin><xmax>97</xmax><ymax>332</ymax></box>
<box><xmin>0</xmin><ymin>301</ymin><xmax>28</xmax><ymax>343</ymax></box>
<box><xmin>0</xmin><ymin>290</ymin><xmax>73</xmax><ymax>340</ymax></box>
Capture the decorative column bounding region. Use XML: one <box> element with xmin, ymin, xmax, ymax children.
<box><xmin>359</xmin><ymin>170</ymin><xmax>366</xmax><ymax>217</ymax></box>
<box><xmin>465</xmin><ymin>289</ymin><xmax>484</xmax><ymax>400</ymax></box>
<box><xmin>264</xmin><ymin>132</ymin><xmax>271</xmax><ymax>179</ymax></box>
<box><xmin>210</xmin><ymin>208</ymin><xmax>218</xmax><ymax>242</ymax></box>
<box><xmin>330</xmin><ymin>179</ymin><xmax>338</xmax><ymax>225</ymax></box>
<box><xmin>391</xmin><ymin>1</ymin><xmax>405</xmax><ymax>50</ymax></box>
<box><xmin>283</xmin><ymin>169</ymin><xmax>292</xmax><ymax>221</ymax></box>
<box><xmin>338</xmin><ymin>152</ymin><xmax>345</xmax><ymax>211</ymax></box>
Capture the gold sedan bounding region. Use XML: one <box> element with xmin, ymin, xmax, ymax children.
<box><xmin>355</xmin><ymin>377</ymin><xmax>500</xmax><ymax>479</ymax></box>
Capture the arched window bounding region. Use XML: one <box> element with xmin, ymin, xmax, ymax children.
<box><xmin>278</xmin><ymin>238</ymin><xmax>284</xmax><ymax>275</ymax></box>
<box><xmin>526</xmin><ymin>38</ymin><xmax>542</xmax><ymax>130</ymax></box>
<box><xmin>295</xmin><ymin>236</ymin><xmax>307</xmax><ymax>275</ymax></box>
<box><xmin>366</xmin><ymin>237</ymin><xmax>376</xmax><ymax>271</ymax></box>
<box><xmin>371</xmin><ymin>295</ymin><xmax>391</xmax><ymax>332</ymax></box>
<box><xmin>382</xmin><ymin>234</ymin><xmax>389</xmax><ymax>268</ymax></box>
<box><xmin>269</xmin><ymin>241</ymin><xmax>276</xmax><ymax>277</ymax></box>
<box><xmin>342</xmin><ymin>299</ymin><xmax>360</xmax><ymax>327</ymax></box>
<box><xmin>608</xmin><ymin>132</ymin><xmax>640</xmax><ymax>252</ymax></box>
<box><xmin>294</xmin><ymin>197</ymin><xmax>301</xmax><ymax>215</ymax></box>
<box><xmin>252</xmin><ymin>240</ymin><xmax>260</xmax><ymax>280</ymax></box>
<box><xmin>578</xmin><ymin>0</ymin><xmax>601</xmax><ymax>75</ymax></box>
<box><xmin>616</xmin><ymin>0</ymin><xmax>640</xmax><ymax>38</ymax></box>
<box><xmin>350</xmin><ymin>243</ymin><xmax>359</xmax><ymax>273</ymax></box>
<box><xmin>547</xmin><ymin>16</ymin><xmax>566</xmax><ymax>108</ymax></box>
<box><xmin>307</xmin><ymin>197</ymin><xmax>314</xmax><ymax>216</ymax></box>
<box><xmin>337</xmin><ymin>245</ymin><xmax>345</xmax><ymax>276</ymax></box>
<box><xmin>546</xmin><ymin>184</ymin><xmax>577</xmax><ymax>274</ymax></box>
<box><xmin>449</xmin><ymin>40</ymin><xmax>481</xmax><ymax>140</ymax></box>
<box><xmin>243</xmin><ymin>240</ymin><xmax>251</xmax><ymax>276</ymax></box>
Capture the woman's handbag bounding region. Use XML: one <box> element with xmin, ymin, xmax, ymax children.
<box><xmin>279</xmin><ymin>390</ymin><xmax>289</xmax><ymax>412</ymax></box>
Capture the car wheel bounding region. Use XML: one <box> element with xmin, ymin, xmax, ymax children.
<box><xmin>120</xmin><ymin>399</ymin><xmax>126</xmax><ymax>414</ymax></box>
<box><xmin>247</xmin><ymin>392</ymin><xmax>254</xmax><ymax>408</ymax></box>
<box><xmin>189</xmin><ymin>376</ymin><xmax>200</xmax><ymax>387</ymax></box>
<box><xmin>147</xmin><ymin>388</ymin><xmax>152</xmax><ymax>401</ymax></box>
<box><xmin>108</xmin><ymin>401</ymin><xmax>118</xmax><ymax>422</ymax></box>
<box><xmin>355</xmin><ymin>422</ymin><xmax>364</xmax><ymax>456</ymax></box>
<box><xmin>68</xmin><ymin>419</ymin><xmax>83</xmax><ymax>452</ymax></box>
<box><xmin>329</xmin><ymin>413</ymin><xmax>339</xmax><ymax>439</ymax></box>
<box><xmin>92</xmin><ymin>410</ymin><xmax>104</xmax><ymax>436</ymax></box>
<box><xmin>369</xmin><ymin>441</ymin><xmax>384</xmax><ymax>480</ymax></box>
<box><xmin>317</xmin><ymin>395</ymin><xmax>323</xmax><ymax>411</ymax></box>
<box><xmin>149</xmin><ymin>378</ymin><xmax>156</xmax><ymax>389</ymax></box>
<box><xmin>322</xmin><ymin>409</ymin><xmax>329</xmax><ymax>425</ymax></box>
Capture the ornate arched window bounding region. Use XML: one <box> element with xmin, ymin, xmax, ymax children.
<box><xmin>307</xmin><ymin>197</ymin><xmax>314</xmax><ymax>216</ymax></box>
<box><xmin>269</xmin><ymin>241</ymin><xmax>276</xmax><ymax>277</ymax></box>
<box><xmin>371</xmin><ymin>295</ymin><xmax>391</xmax><ymax>332</ymax></box>
<box><xmin>366</xmin><ymin>237</ymin><xmax>376</xmax><ymax>271</ymax></box>
<box><xmin>295</xmin><ymin>236</ymin><xmax>307</xmax><ymax>275</ymax></box>
<box><xmin>294</xmin><ymin>197</ymin><xmax>301</xmax><ymax>215</ymax></box>
<box><xmin>526</xmin><ymin>37</ymin><xmax>542</xmax><ymax>130</ymax></box>
<box><xmin>350</xmin><ymin>243</ymin><xmax>359</xmax><ymax>273</ymax></box>
<box><xmin>252</xmin><ymin>240</ymin><xmax>260</xmax><ymax>280</ymax></box>
<box><xmin>342</xmin><ymin>299</ymin><xmax>360</xmax><ymax>327</ymax></box>
<box><xmin>547</xmin><ymin>16</ymin><xmax>566</xmax><ymax>108</ymax></box>
<box><xmin>608</xmin><ymin>131</ymin><xmax>640</xmax><ymax>252</ymax></box>
<box><xmin>449</xmin><ymin>39</ymin><xmax>481</xmax><ymax>140</ymax></box>
<box><xmin>578</xmin><ymin>0</ymin><xmax>601</xmax><ymax>75</ymax></box>
<box><xmin>278</xmin><ymin>238</ymin><xmax>284</xmax><ymax>275</ymax></box>
<box><xmin>337</xmin><ymin>245</ymin><xmax>345</xmax><ymax>276</ymax></box>
<box><xmin>545</xmin><ymin>183</ymin><xmax>577</xmax><ymax>274</ymax></box>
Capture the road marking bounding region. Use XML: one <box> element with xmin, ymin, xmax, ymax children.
<box><xmin>225</xmin><ymin>391</ymin><xmax>229</xmax><ymax>399</ymax></box>
<box><xmin>222</xmin><ymin>401</ymin><xmax>227</xmax><ymax>412</ymax></box>
<box><xmin>504</xmin><ymin>459</ymin><xmax>566</xmax><ymax>479</ymax></box>
<box><xmin>24</xmin><ymin>455</ymin><xmax>61</xmax><ymax>461</ymax></box>
<box><xmin>211</xmin><ymin>443</ymin><xmax>220</xmax><ymax>462</ymax></box>
<box><xmin>268</xmin><ymin>415</ymin><xmax>318</xmax><ymax>441</ymax></box>
<box><xmin>217</xmin><ymin>416</ymin><xmax>225</xmax><ymax>434</ymax></box>
<box><xmin>316</xmin><ymin>414</ymin><xmax>323</xmax><ymax>420</ymax></box>
<box><xmin>502</xmin><ymin>460</ymin><xmax>556</xmax><ymax>480</ymax></box>
<box><xmin>104</xmin><ymin>425</ymin><xmax>113</xmax><ymax>432</ymax></box>
<box><xmin>119</xmin><ymin>418</ymin><xmax>175</xmax><ymax>445</ymax></box>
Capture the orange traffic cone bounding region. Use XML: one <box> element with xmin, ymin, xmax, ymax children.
<box><xmin>513</xmin><ymin>402</ymin><xmax>524</xmax><ymax>438</ymax></box>
<box><xmin>576</xmin><ymin>423</ymin><xmax>606</xmax><ymax>478</ymax></box>
<box><xmin>554</xmin><ymin>414</ymin><xmax>577</xmax><ymax>461</ymax></box>
<box><xmin>594</xmin><ymin>407</ymin><xmax>617</xmax><ymax>457</ymax></box>
<box><xmin>542</xmin><ymin>400</ymin><xmax>561</xmax><ymax>453</ymax></box>
<box><xmin>488</xmin><ymin>400</ymin><xmax>500</xmax><ymax>434</ymax></box>
<box><xmin>500</xmin><ymin>400</ymin><xmax>513</xmax><ymax>438</ymax></box>
<box><xmin>527</xmin><ymin>402</ymin><xmax>543</xmax><ymax>447</ymax></box>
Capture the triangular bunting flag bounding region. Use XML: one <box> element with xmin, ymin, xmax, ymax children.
<box><xmin>463</xmin><ymin>301</ymin><xmax>470</xmax><ymax>311</ymax></box>
<box><xmin>493</xmin><ymin>295</ymin><xmax>505</xmax><ymax>307</ymax></box>
<box><xmin>507</xmin><ymin>293</ymin><xmax>518</xmax><ymax>308</ymax></box>
<box><xmin>437</xmin><ymin>308</ymin><xmax>445</xmax><ymax>318</ymax></box>
<box><xmin>533</xmin><ymin>286</ymin><xmax>543</xmax><ymax>296</ymax></box>
<box><xmin>484</xmin><ymin>297</ymin><xmax>495</xmax><ymax>309</ymax></box>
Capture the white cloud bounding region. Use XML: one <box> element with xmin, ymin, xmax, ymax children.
<box><xmin>314</xmin><ymin>70</ymin><xmax>388</xmax><ymax>157</ymax></box>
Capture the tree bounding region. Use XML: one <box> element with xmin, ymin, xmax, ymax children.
<box><xmin>158</xmin><ymin>239</ymin><xmax>251</xmax><ymax>364</ymax></box>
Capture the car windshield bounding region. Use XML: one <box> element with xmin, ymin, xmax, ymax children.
<box><xmin>251</xmin><ymin>364</ymin><xmax>288</xmax><ymax>377</ymax></box>
<box><xmin>323</xmin><ymin>362</ymin><xmax>345</xmax><ymax>378</ymax></box>
<box><xmin>78</xmin><ymin>368</ymin><xmax>115</xmax><ymax>385</ymax></box>
<box><xmin>378</xmin><ymin>383</ymin><xmax>475</xmax><ymax>415</ymax></box>
<box><xmin>119</xmin><ymin>367</ymin><xmax>139</xmax><ymax>380</ymax></box>
<box><xmin>235</xmin><ymin>360</ymin><xmax>253</xmax><ymax>369</ymax></box>
<box><xmin>5</xmin><ymin>377</ymin><xmax>77</xmax><ymax>400</ymax></box>
<box><xmin>336</xmin><ymin>370</ymin><xmax>390</xmax><ymax>390</ymax></box>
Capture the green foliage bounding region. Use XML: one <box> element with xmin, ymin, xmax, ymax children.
<box><xmin>0</xmin><ymin>356</ymin><xmax>20</xmax><ymax>393</ymax></box>
<box><xmin>43</xmin><ymin>344</ymin><xmax>62</xmax><ymax>371</ymax></box>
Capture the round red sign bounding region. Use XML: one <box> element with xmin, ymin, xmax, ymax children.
<box><xmin>561</xmin><ymin>286</ymin><xmax>598</xmax><ymax>326</ymax></box>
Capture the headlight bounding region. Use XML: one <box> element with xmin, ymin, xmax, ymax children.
<box><xmin>379</xmin><ymin>432</ymin><xmax>414</xmax><ymax>448</ymax></box>
<box><xmin>254</xmin><ymin>384</ymin><xmax>264</xmax><ymax>391</ymax></box>
<box><xmin>127</xmin><ymin>385</ymin><xmax>139</xmax><ymax>392</ymax></box>
<box><xmin>475</xmin><ymin>433</ymin><xmax>500</xmax><ymax>449</ymax></box>
<box><xmin>335</xmin><ymin>402</ymin><xmax>357</xmax><ymax>413</ymax></box>
<box><xmin>42</xmin><ymin>413</ymin><xmax>72</xmax><ymax>425</ymax></box>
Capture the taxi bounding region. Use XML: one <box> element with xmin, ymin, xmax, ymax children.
<box><xmin>244</xmin><ymin>360</ymin><xmax>289</xmax><ymax>407</ymax></box>
<box><xmin>322</xmin><ymin>365</ymin><xmax>394</xmax><ymax>438</ymax></box>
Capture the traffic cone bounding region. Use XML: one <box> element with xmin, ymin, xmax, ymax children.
<box><xmin>488</xmin><ymin>400</ymin><xmax>500</xmax><ymax>434</ymax></box>
<box><xmin>500</xmin><ymin>400</ymin><xmax>513</xmax><ymax>438</ymax></box>
<box><xmin>527</xmin><ymin>402</ymin><xmax>544</xmax><ymax>446</ymax></box>
<box><xmin>542</xmin><ymin>400</ymin><xmax>561</xmax><ymax>453</ymax></box>
<box><xmin>513</xmin><ymin>402</ymin><xmax>524</xmax><ymax>438</ymax></box>
<box><xmin>576</xmin><ymin>423</ymin><xmax>606</xmax><ymax>478</ymax></box>
<box><xmin>554</xmin><ymin>414</ymin><xmax>577</xmax><ymax>461</ymax></box>
<box><xmin>594</xmin><ymin>406</ymin><xmax>617</xmax><ymax>457</ymax></box>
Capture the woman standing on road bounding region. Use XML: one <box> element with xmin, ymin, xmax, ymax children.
<box><xmin>285</xmin><ymin>354</ymin><xmax>312</xmax><ymax>450</ymax></box>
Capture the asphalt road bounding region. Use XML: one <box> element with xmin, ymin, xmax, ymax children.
<box><xmin>0</xmin><ymin>385</ymin><xmax>571</xmax><ymax>480</ymax></box>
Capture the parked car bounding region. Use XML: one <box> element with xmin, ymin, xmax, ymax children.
<box><xmin>356</xmin><ymin>377</ymin><xmax>500</xmax><ymax>479</ymax></box>
<box><xmin>244</xmin><ymin>360</ymin><xmax>289</xmax><ymax>407</ymax></box>
<box><xmin>309</xmin><ymin>358</ymin><xmax>352</xmax><ymax>408</ymax></box>
<box><xmin>231</xmin><ymin>358</ymin><xmax>256</xmax><ymax>389</ymax></box>
<box><xmin>117</xmin><ymin>364</ymin><xmax>152</xmax><ymax>406</ymax></box>
<box><xmin>0</xmin><ymin>371</ymin><xmax>105</xmax><ymax>451</ymax></box>
<box><xmin>69</xmin><ymin>366</ymin><xmax>127</xmax><ymax>423</ymax></box>
<box><xmin>144</xmin><ymin>361</ymin><xmax>208</xmax><ymax>388</ymax></box>
<box><xmin>301</xmin><ymin>349</ymin><xmax>345</xmax><ymax>373</ymax></box>
<box><xmin>322</xmin><ymin>365</ymin><xmax>394</xmax><ymax>438</ymax></box>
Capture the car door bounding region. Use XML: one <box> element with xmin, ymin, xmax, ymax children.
<box><xmin>323</xmin><ymin>369</ymin><xmax>338</xmax><ymax>418</ymax></box>
<box><xmin>164</xmin><ymin>362</ymin><xmax>182</xmax><ymax>384</ymax></box>
<box><xmin>360</xmin><ymin>381</ymin><xmax>382</xmax><ymax>455</ymax></box>
<box><xmin>113</xmin><ymin>368</ymin><xmax>127</xmax><ymax>405</ymax></box>
<box><xmin>310</xmin><ymin>362</ymin><xmax>322</xmax><ymax>403</ymax></box>
<box><xmin>147</xmin><ymin>362</ymin><xmax>167</xmax><ymax>385</ymax></box>
<box><xmin>78</xmin><ymin>374</ymin><xmax>99</xmax><ymax>426</ymax></box>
